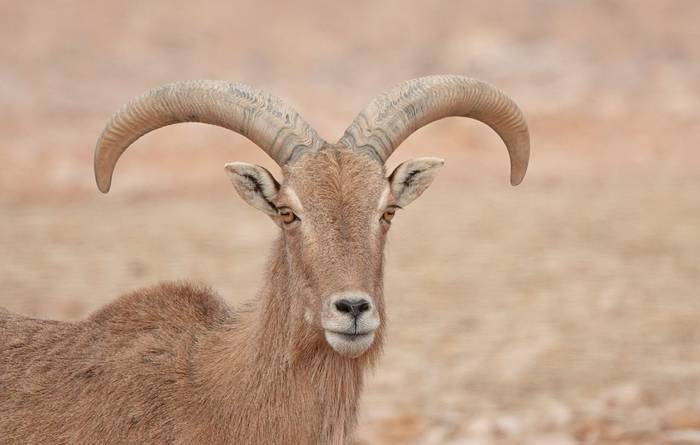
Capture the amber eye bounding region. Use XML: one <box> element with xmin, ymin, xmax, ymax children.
<box><xmin>381</xmin><ymin>209</ymin><xmax>396</xmax><ymax>223</ymax></box>
<box><xmin>278</xmin><ymin>208</ymin><xmax>298</xmax><ymax>225</ymax></box>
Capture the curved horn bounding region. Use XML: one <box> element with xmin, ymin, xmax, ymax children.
<box><xmin>339</xmin><ymin>75</ymin><xmax>530</xmax><ymax>185</ymax></box>
<box><xmin>94</xmin><ymin>80</ymin><xmax>323</xmax><ymax>193</ymax></box>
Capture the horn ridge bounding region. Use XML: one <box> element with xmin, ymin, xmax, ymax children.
<box><xmin>94</xmin><ymin>80</ymin><xmax>322</xmax><ymax>193</ymax></box>
<box><xmin>339</xmin><ymin>75</ymin><xmax>530</xmax><ymax>185</ymax></box>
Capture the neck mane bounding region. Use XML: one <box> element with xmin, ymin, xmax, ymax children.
<box><xmin>193</xmin><ymin>237</ymin><xmax>383</xmax><ymax>443</ymax></box>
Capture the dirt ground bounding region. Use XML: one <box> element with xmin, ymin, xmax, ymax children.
<box><xmin>1</xmin><ymin>1</ymin><xmax>699</xmax><ymax>443</ymax></box>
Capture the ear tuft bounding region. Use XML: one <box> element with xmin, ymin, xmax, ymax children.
<box><xmin>388</xmin><ymin>157</ymin><xmax>444</xmax><ymax>208</ymax></box>
<box><xmin>225</xmin><ymin>162</ymin><xmax>280</xmax><ymax>215</ymax></box>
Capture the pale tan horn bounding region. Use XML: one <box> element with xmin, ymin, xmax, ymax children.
<box><xmin>94</xmin><ymin>80</ymin><xmax>323</xmax><ymax>193</ymax></box>
<box><xmin>339</xmin><ymin>75</ymin><xmax>530</xmax><ymax>185</ymax></box>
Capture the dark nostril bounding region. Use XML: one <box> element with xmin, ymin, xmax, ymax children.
<box><xmin>335</xmin><ymin>299</ymin><xmax>353</xmax><ymax>314</ymax></box>
<box><xmin>334</xmin><ymin>298</ymin><xmax>371</xmax><ymax>317</ymax></box>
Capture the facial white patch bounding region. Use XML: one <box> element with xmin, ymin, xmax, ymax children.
<box><xmin>281</xmin><ymin>186</ymin><xmax>304</xmax><ymax>213</ymax></box>
<box><xmin>304</xmin><ymin>308</ymin><xmax>314</xmax><ymax>324</ymax></box>
<box><xmin>324</xmin><ymin>330</ymin><xmax>376</xmax><ymax>358</ymax></box>
<box><xmin>321</xmin><ymin>291</ymin><xmax>380</xmax><ymax>357</ymax></box>
<box><xmin>376</xmin><ymin>184</ymin><xmax>391</xmax><ymax>211</ymax></box>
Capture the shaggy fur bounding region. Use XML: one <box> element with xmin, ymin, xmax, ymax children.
<box><xmin>0</xmin><ymin>148</ymin><xmax>395</xmax><ymax>444</ymax></box>
<box><xmin>2</xmin><ymin>74</ymin><xmax>526</xmax><ymax>443</ymax></box>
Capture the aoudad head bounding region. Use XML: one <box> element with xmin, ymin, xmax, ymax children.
<box><xmin>93</xmin><ymin>76</ymin><xmax>530</xmax><ymax>358</ymax></box>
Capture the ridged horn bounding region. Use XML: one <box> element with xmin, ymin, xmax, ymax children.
<box><xmin>339</xmin><ymin>75</ymin><xmax>530</xmax><ymax>185</ymax></box>
<box><xmin>94</xmin><ymin>80</ymin><xmax>322</xmax><ymax>193</ymax></box>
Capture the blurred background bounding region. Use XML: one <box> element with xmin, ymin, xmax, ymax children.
<box><xmin>1</xmin><ymin>1</ymin><xmax>699</xmax><ymax>443</ymax></box>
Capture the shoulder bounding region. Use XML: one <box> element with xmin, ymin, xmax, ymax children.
<box><xmin>0</xmin><ymin>307</ymin><xmax>67</xmax><ymax>331</ymax></box>
<box><xmin>88</xmin><ymin>281</ymin><xmax>233</xmax><ymax>332</ymax></box>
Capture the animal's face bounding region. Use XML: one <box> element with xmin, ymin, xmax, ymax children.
<box><xmin>226</xmin><ymin>146</ymin><xmax>444</xmax><ymax>357</ymax></box>
<box><xmin>93</xmin><ymin>76</ymin><xmax>528</xmax><ymax>357</ymax></box>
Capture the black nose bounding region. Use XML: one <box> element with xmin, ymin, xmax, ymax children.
<box><xmin>334</xmin><ymin>298</ymin><xmax>371</xmax><ymax>317</ymax></box>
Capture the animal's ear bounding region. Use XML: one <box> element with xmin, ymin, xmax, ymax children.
<box><xmin>388</xmin><ymin>157</ymin><xmax>445</xmax><ymax>208</ymax></box>
<box><xmin>224</xmin><ymin>162</ymin><xmax>280</xmax><ymax>215</ymax></box>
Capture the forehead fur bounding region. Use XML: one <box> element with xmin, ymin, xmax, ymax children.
<box><xmin>282</xmin><ymin>147</ymin><xmax>386</xmax><ymax>214</ymax></box>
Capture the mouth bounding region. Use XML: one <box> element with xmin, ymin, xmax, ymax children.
<box><xmin>323</xmin><ymin>329</ymin><xmax>376</xmax><ymax>357</ymax></box>
<box><xmin>327</xmin><ymin>330</ymin><xmax>373</xmax><ymax>339</ymax></box>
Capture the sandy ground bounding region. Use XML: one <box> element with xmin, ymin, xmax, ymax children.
<box><xmin>1</xmin><ymin>1</ymin><xmax>699</xmax><ymax>443</ymax></box>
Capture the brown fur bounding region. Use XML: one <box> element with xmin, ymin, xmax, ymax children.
<box><xmin>0</xmin><ymin>147</ymin><xmax>391</xmax><ymax>444</ymax></box>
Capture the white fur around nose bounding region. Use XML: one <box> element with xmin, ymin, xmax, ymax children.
<box><xmin>324</xmin><ymin>330</ymin><xmax>376</xmax><ymax>358</ymax></box>
<box><xmin>322</xmin><ymin>291</ymin><xmax>380</xmax><ymax>357</ymax></box>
